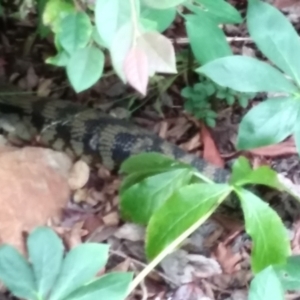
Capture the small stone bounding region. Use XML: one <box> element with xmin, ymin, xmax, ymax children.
<box><xmin>68</xmin><ymin>160</ymin><xmax>90</xmax><ymax>190</ymax></box>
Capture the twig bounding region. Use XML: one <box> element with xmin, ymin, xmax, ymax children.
<box><xmin>109</xmin><ymin>249</ymin><xmax>177</xmax><ymax>286</ymax></box>
<box><xmin>171</xmin><ymin>36</ymin><xmax>253</xmax><ymax>45</ymax></box>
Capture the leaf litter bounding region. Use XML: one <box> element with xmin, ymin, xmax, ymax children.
<box><xmin>3</xmin><ymin>2</ymin><xmax>300</xmax><ymax>299</ymax></box>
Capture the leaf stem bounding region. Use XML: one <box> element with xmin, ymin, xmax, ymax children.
<box><xmin>126</xmin><ymin>188</ymin><xmax>232</xmax><ymax>296</ymax></box>
<box><xmin>129</xmin><ymin>0</ymin><xmax>139</xmax><ymax>45</ymax></box>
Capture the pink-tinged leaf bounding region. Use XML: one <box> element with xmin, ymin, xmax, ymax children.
<box><xmin>110</xmin><ymin>22</ymin><xmax>134</xmax><ymax>83</ymax></box>
<box><xmin>123</xmin><ymin>47</ymin><xmax>149</xmax><ymax>96</ymax></box>
<box><xmin>137</xmin><ymin>31</ymin><xmax>177</xmax><ymax>76</ymax></box>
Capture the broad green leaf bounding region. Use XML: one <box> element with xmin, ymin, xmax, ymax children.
<box><xmin>140</xmin><ymin>17</ymin><xmax>159</xmax><ymax>31</ymax></box>
<box><xmin>110</xmin><ymin>22</ymin><xmax>134</xmax><ymax>82</ymax></box>
<box><xmin>274</xmin><ymin>255</ymin><xmax>300</xmax><ymax>291</ymax></box>
<box><xmin>120</xmin><ymin>152</ymin><xmax>190</xmax><ymax>174</ymax></box>
<box><xmin>49</xmin><ymin>244</ymin><xmax>109</xmax><ymax>300</ymax></box>
<box><xmin>197</xmin><ymin>56</ymin><xmax>298</xmax><ymax>93</ymax></box>
<box><xmin>141</xmin><ymin>6</ymin><xmax>176</xmax><ymax>32</ymax></box>
<box><xmin>46</xmin><ymin>50</ymin><xmax>69</xmax><ymax>67</ymax></box>
<box><xmin>27</xmin><ymin>227</ymin><xmax>64</xmax><ymax>299</ymax></box>
<box><xmin>43</xmin><ymin>0</ymin><xmax>75</xmax><ymax>31</ymax></box>
<box><xmin>137</xmin><ymin>31</ymin><xmax>177</xmax><ymax>75</ymax></box>
<box><xmin>92</xmin><ymin>27</ymin><xmax>106</xmax><ymax>48</ymax></box>
<box><xmin>66</xmin><ymin>45</ymin><xmax>104</xmax><ymax>93</ymax></box>
<box><xmin>185</xmin><ymin>13</ymin><xmax>232</xmax><ymax>65</ymax></box>
<box><xmin>230</xmin><ymin>156</ymin><xmax>282</xmax><ymax>190</ymax></box>
<box><xmin>237</xmin><ymin>97</ymin><xmax>300</xmax><ymax>150</ymax></box>
<box><xmin>95</xmin><ymin>0</ymin><xmax>135</xmax><ymax>48</ymax></box>
<box><xmin>120</xmin><ymin>168</ymin><xmax>194</xmax><ymax>224</ymax></box>
<box><xmin>143</xmin><ymin>0</ymin><xmax>186</xmax><ymax>9</ymax></box>
<box><xmin>146</xmin><ymin>183</ymin><xmax>231</xmax><ymax>259</ymax></box>
<box><xmin>193</xmin><ymin>0</ymin><xmax>242</xmax><ymax>24</ymax></box>
<box><xmin>58</xmin><ymin>12</ymin><xmax>92</xmax><ymax>54</ymax></box>
<box><xmin>249</xmin><ymin>266</ymin><xmax>284</xmax><ymax>300</ymax></box>
<box><xmin>235</xmin><ymin>187</ymin><xmax>290</xmax><ymax>273</ymax></box>
<box><xmin>0</xmin><ymin>245</ymin><xmax>37</xmax><ymax>300</ymax></box>
<box><xmin>63</xmin><ymin>273</ymin><xmax>133</xmax><ymax>300</ymax></box>
<box><xmin>247</xmin><ymin>0</ymin><xmax>300</xmax><ymax>86</ymax></box>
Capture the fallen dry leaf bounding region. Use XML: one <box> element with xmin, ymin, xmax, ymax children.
<box><xmin>201</xmin><ymin>124</ymin><xmax>224</xmax><ymax>168</ymax></box>
<box><xmin>272</xmin><ymin>0</ymin><xmax>300</xmax><ymax>9</ymax></box>
<box><xmin>114</xmin><ymin>223</ymin><xmax>145</xmax><ymax>242</ymax></box>
<box><xmin>213</xmin><ymin>242</ymin><xmax>242</xmax><ymax>274</ymax></box>
<box><xmin>247</xmin><ymin>137</ymin><xmax>297</xmax><ymax>157</ymax></box>
<box><xmin>173</xmin><ymin>283</ymin><xmax>209</xmax><ymax>300</ymax></box>
<box><xmin>187</xmin><ymin>254</ymin><xmax>222</xmax><ymax>278</ymax></box>
<box><xmin>0</xmin><ymin>146</ymin><xmax>72</xmax><ymax>252</ymax></box>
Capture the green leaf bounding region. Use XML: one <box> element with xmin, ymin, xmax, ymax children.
<box><xmin>120</xmin><ymin>152</ymin><xmax>190</xmax><ymax>174</ymax></box>
<box><xmin>43</xmin><ymin>0</ymin><xmax>75</xmax><ymax>32</ymax></box>
<box><xmin>274</xmin><ymin>255</ymin><xmax>300</xmax><ymax>291</ymax></box>
<box><xmin>247</xmin><ymin>0</ymin><xmax>300</xmax><ymax>86</ymax></box>
<box><xmin>249</xmin><ymin>265</ymin><xmax>284</xmax><ymax>300</ymax></box>
<box><xmin>230</xmin><ymin>156</ymin><xmax>283</xmax><ymax>190</ymax></box>
<box><xmin>27</xmin><ymin>227</ymin><xmax>64</xmax><ymax>299</ymax></box>
<box><xmin>92</xmin><ymin>27</ymin><xmax>106</xmax><ymax>48</ymax></box>
<box><xmin>58</xmin><ymin>12</ymin><xmax>92</xmax><ymax>54</ymax></box>
<box><xmin>0</xmin><ymin>245</ymin><xmax>37</xmax><ymax>300</ymax></box>
<box><xmin>197</xmin><ymin>56</ymin><xmax>298</xmax><ymax>93</ymax></box>
<box><xmin>66</xmin><ymin>45</ymin><xmax>104</xmax><ymax>93</ymax></box>
<box><xmin>193</xmin><ymin>0</ymin><xmax>243</xmax><ymax>24</ymax></box>
<box><xmin>95</xmin><ymin>0</ymin><xmax>134</xmax><ymax>48</ymax></box>
<box><xmin>237</xmin><ymin>97</ymin><xmax>300</xmax><ymax>150</ymax></box>
<box><xmin>120</xmin><ymin>168</ymin><xmax>194</xmax><ymax>224</ymax></box>
<box><xmin>235</xmin><ymin>187</ymin><xmax>290</xmax><ymax>273</ymax></box>
<box><xmin>141</xmin><ymin>6</ymin><xmax>176</xmax><ymax>32</ymax></box>
<box><xmin>49</xmin><ymin>244</ymin><xmax>109</xmax><ymax>300</ymax></box>
<box><xmin>46</xmin><ymin>50</ymin><xmax>69</xmax><ymax>67</ymax></box>
<box><xmin>143</xmin><ymin>0</ymin><xmax>186</xmax><ymax>9</ymax></box>
<box><xmin>185</xmin><ymin>13</ymin><xmax>232</xmax><ymax>65</ymax></box>
<box><xmin>146</xmin><ymin>183</ymin><xmax>231</xmax><ymax>259</ymax></box>
<box><xmin>63</xmin><ymin>273</ymin><xmax>133</xmax><ymax>300</ymax></box>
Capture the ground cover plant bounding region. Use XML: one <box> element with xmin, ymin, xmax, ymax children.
<box><xmin>1</xmin><ymin>0</ymin><xmax>300</xmax><ymax>299</ymax></box>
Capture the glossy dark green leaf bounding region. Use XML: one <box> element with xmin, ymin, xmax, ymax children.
<box><xmin>274</xmin><ymin>255</ymin><xmax>300</xmax><ymax>291</ymax></box>
<box><xmin>37</xmin><ymin>0</ymin><xmax>50</xmax><ymax>38</ymax></box>
<box><xmin>0</xmin><ymin>245</ymin><xmax>37</xmax><ymax>300</ymax></box>
<box><xmin>120</xmin><ymin>152</ymin><xmax>191</xmax><ymax>174</ymax></box>
<box><xmin>120</xmin><ymin>168</ymin><xmax>194</xmax><ymax>224</ymax></box>
<box><xmin>230</xmin><ymin>156</ymin><xmax>282</xmax><ymax>190</ymax></box>
<box><xmin>63</xmin><ymin>273</ymin><xmax>133</xmax><ymax>300</ymax></box>
<box><xmin>194</xmin><ymin>0</ymin><xmax>242</xmax><ymax>24</ymax></box>
<box><xmin>247</xmin><ymin>0</ymin><xmax>300</xmax><ymax>86</ymax></box>
<box><xmin>235</xmin><ymin>187</ymin><xmax>290</xmax><ymax>273</ymax></box>
<box><xmin>27</xmin><ymin>227</ymin><xmax>64</xmax><ymax>299</ymax></box>
<box><xmin>146</xmin><ymin>183</ymin><xmax>231</xmax><ymax>259</ymax></box>
<box><xmin>49</xmin><ymin>244</ymin><xmax>109</xmax><ymax>300</ymax></box>
<box><xmin>237</xmin><ymin>97</ymin><xmax>300</xmax><ymax>150</ymax></box>
<box><xmin>197</xmin><ymin>56</ymin><xmax>298</xmax><ymax>93</ymax></box>
<box><xmin>185</xmin><ymin>13</ymin><xmax>232</xmax><ymax>65</ymax></box>
<box><xmin>249</xmin><ymin>266</ymin><xmax>284</xmax><ymax>300</ymax></box>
